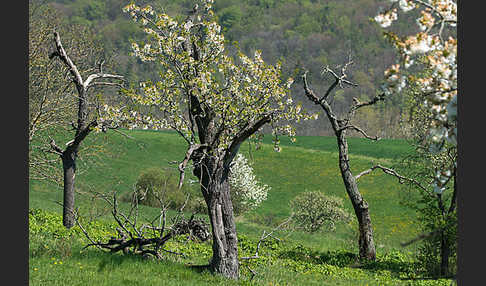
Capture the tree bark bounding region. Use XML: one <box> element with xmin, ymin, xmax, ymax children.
<box><xmin>61</xmin><ymin>148</ymin><xmax>77</xmax><ymax>228</ymax></box>
<box><xmin>337</xmin><ymin>135</ymin><xmax>376</xmax><ymax>260</ymax></box>
<box><xmin>195</xmin><ymin>155</ymin><xmax>239</xmax><ymax>279</ymax></box>
<box><xmin>439</xmin><ymin>231</ymin><xmax>450</xmax><ymax>277</ymax></box>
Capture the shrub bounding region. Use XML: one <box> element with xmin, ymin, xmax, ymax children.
<box><xmin>290</xmin><ymin>191</ymin><xmax>351</xmax><ymax>233</ymax></box>
<box><xmin>123</xmin><ymin>167</ymin><xmax>205</xmax><ymax>213</ymax></box>
<box><xmin>228</xmin><ymin>153</ymin><xmax>270</xmax><ymax>215</ymax></box>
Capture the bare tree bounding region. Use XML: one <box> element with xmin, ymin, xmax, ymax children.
<box><xmin>29</xmin><ymin>1</ymin><xmax>81</xmax><ymax>185</ymax></box>
<box><xmin>48</xmin><ymin>31</ymin><xmax>124</xmax><ymax>228</ymax></box>
<box><xmin>301</xmin><ymin>59</ymin><xmax>385</xmax><ymax>260</ymax></box>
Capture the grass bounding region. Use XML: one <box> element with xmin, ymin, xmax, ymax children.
<box><xmin>29</xmin><ymin>129</ymin><xmax>453</xmax><ymax>285</ymax></box>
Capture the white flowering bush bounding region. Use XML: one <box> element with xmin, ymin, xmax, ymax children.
<box><xmin>228</xmin><ymin>154</ymin><xmax>269</xmax><ymax>215</ymax></box>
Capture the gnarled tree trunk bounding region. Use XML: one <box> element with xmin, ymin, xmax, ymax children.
<box><xmin>195</xmin><ymin>155</ymin><xmax>239</xmax><ymax>279</ymax></box>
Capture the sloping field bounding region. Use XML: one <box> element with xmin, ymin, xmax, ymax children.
<box><xmin>29</xmin><ymin>130</ymin><xmax>448</xmax><ymax>285</ymax></box>
<box><xmin>30</xmin><ymin>129</ymin><xmax>418</xmax><ymax>249</ymax></box>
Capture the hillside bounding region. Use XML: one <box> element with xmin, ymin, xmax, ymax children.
<box><xmin>39</xmin><ymin>0</ymin><xmax>418</xmax><ymax>137</ymax></box>
<box><xmin>29</xmin><ymin>130</ymin><xmax>455</xmax><ymax>285</ymax></box>
<box><xmin>30</xmin><ymin>129</ymin><xmax>418</xmax><ymax>249</ymax></box>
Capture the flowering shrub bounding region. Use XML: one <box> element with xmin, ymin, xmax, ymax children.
<box><xmin>228</xmin><ymin>153</ymin><xmax>269</xmax><ymax>215</ymax></box>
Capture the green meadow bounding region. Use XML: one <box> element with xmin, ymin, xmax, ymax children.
<box><xmin>29</xmin><ymin>130</ymin><xmax>453</xmax><ymax>285</ymax></box>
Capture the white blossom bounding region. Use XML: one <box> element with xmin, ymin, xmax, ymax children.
<box><xmin>229</xmin><ymin>154</ymin><xmax>269</xmax><ymax>210</ymax></box>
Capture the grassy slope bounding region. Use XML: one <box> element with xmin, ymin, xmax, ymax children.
<box><xmin>30</xmin><ymin>129</ymin><xmax>441</xmax><ymax>285</ymax></box>
<box><xmin>30</xmin><ymin>130</ymin><xmax>417</xmax><ymax>247</ymax></box>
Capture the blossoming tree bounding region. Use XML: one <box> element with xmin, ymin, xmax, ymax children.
<box><xmin>374</xmin><ymin>0</ymin><xmax>457</xmax><ymax>187</ymax></box>
<box><xmin>120</xmin><ymin>0</ymin><xmax>315</xmax><ymax>278</ymax></box>
<box><xmin>374</xmin><ymin>0</ymin><xmax>457</xmax><ymax>276</ymax></box>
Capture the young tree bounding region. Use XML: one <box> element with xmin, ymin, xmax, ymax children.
<box><xmin>290</xmin><ymin>191</ymin><xmax>351</xmax><ymax>233</ymax></box>
<box><xmin>48</xmin><ymin>31</ymin><xmax>124</xmax><ymax>229</ymax></box>
<box><xmin>119</xmin><ymin>0</ymin><xmax>315</xmax><ymax>279</ymax></box>
<box><xmin>302</xmin><ymin>60</ymin><xmax>384</xmax><ymax>261</ymax></box>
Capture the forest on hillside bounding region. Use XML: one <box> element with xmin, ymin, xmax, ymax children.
<box><xmin>40</xmin><ymin>0</ymin><xmax>420</xmax><ymax>137</ymax></box>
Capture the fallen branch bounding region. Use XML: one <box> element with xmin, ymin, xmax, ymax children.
<box><xmin>77</xmin><ymin>190</ymin><xmax>210</xmax><ymax>259</ymax></box>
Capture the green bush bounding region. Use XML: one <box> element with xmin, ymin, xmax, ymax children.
<box><xmin>290</xmin><ymin>191</ymin><xmax>351</xmax><ymax>233</ymax></box>
<box><xmin>123</xmin><ymin>167</ymin><xmax>206</xmax><ymax>214</ymax></box>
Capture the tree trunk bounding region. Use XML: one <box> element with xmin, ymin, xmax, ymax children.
<box><xmin>337</xmin><ymin>135</ymin><xmax>376</xmax><ymax>260</ymax></box>
<box><xmin>439</xmin><ymin>230</ymin><xmax>450</xmax><ymax>277</ymax></box>
<box><xmin>61</xmin><ymin>148</ymin><xmax>77</xmax><ymax>228</ymax></box>
<box><xmin>196</xmin><ymin>156</ymin><xmax>239</xmax><ymax>279</ymax></box>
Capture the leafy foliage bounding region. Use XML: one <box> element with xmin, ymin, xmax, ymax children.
<box><xmin>290</xmin><ymin>191</ymin><xmax>351</xmax><ymax>233</ymax></box>
<box><xmin>30</xmin><ymin>208</ymin><xmax>454</xmax><ymax>285</ymax></box>
<box><xmin>29</xmin><ymin>208</ymin><xmax>117</xmax><ymax>248</ymax></box>
<box><xmin>123</xmin><ymin>167</ymin><xmax>206</xmax><ymax>213</ymax></box>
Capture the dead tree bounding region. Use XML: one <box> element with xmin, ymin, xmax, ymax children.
<box><xmin>49</xmin><ymin>31</ymin><xmax>124</xmax><ymax>228</ymax></box>
<box><xmin>302</xmin><ymin>60</ymin><xmax>385</xmax><ymax>261</ymax></box>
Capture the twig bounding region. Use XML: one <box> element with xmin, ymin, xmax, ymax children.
<box><xmin>240</xmin><ymin>216</ymin><xmax>292</xmax><ymax>260</ymax></box>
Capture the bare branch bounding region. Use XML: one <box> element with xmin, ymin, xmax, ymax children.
<box><xmin>400</xmin><ymin>229</ymin><xmax>441</xmax><ymax>247</ymax></box>
<box><xmin>338</xmin><ymin>124</ymin><xmax>380</xmax><ymax>141</ymax></box>
<box><xmin>51</xmin><ymin>31</ymin><xmax>84</xmax><ymax>89</ymax></box>
<box><xmin>48</xmin><ymin>140</ymin><xmax>63</xmax><ymax>156</ymax></box>
<box><xmin>355</xmin><ymin>164</ymin><xmax>429</xmax><ymax>194</ymax></box>
<box><xmin>302</xmin><ymin>71</ymin><xmax>321</xmax><ymax>105</ymax></box>
<box><xmin>349</xmin><ymin>93</ymin><xmax>385</xmax><ymax>116</ymax></box>
<box><xmin>84</xmin><ymin>73</ymin><xmax>124</xmax><ymax>89</ymax></box>
<box><xmin>240</xmin><ymin>216</ymin><xmax>292</xmax><ymax>260</ymax></box>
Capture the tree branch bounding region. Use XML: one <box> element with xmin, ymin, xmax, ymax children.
<box><xmin>355</xmin><ymin>164</ymin><xmax>430</xmax><ymax>194</ymax></box>
<box><xmin>178</xmin><ymin>143</ymin><xmax>208</xmax><ymax>189</ymax></box>
<box><xmin>338</xmin><ymin>124</ymin><xmax>380</xmax><ymax>141</ymax></box>
<box><xmin>48</xmin><ymin>138</ymin><xmax>64</xmax><ymax>156</ymax></box>
<box><xmin>240</xmin><ymin>216</ymin><xmax>291</xmax><ymax>260</ymax></box>
<box><xmin>51</xmin><ymin>31</ymin><xmax>84</xmax><ymax>89</ymax></box>
<box><xmin>84</xmin><ymin>73</ymin><xmax>124</xmax><ymax>89</ymax></box>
